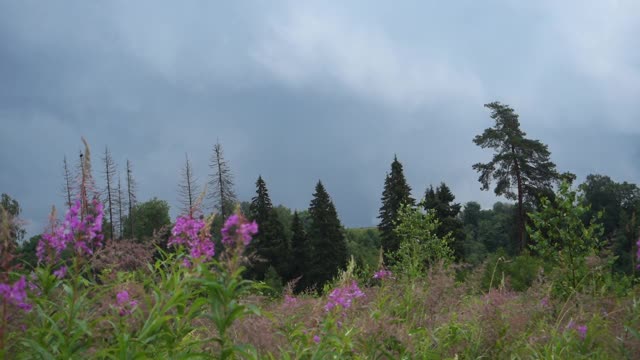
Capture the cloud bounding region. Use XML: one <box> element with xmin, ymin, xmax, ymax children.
<box><xmin>253</xmin><ymin>4</ymin><xmax>484</xmax><ymax>111</ymax></box>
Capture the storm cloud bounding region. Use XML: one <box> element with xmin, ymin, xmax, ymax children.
<box><xmin>1</xmin><ymin>1</ymin><xmax>639</xmax><ymax>237</ymax></box>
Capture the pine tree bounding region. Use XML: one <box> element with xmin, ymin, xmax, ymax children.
<box><xmin>289</xmin><ymin>211</ymin><xmax>310</xmax><ymax>292</ymax></box>
<box><xmin>378</xmin><ymin>155</ymin><xmax>415</xmax><ymax>260</ymax></box>
<box><xmin>126</xmin><ymin>159</ymin><xmax>137</xmax><ymax>239</ymax></box>
<box><xmin>307</xmin><ymin>181</ymin><xmax>348</xmax><ymax>291</ymax></box>
<box><xmin>473</xmin><ymin>102</ymin><xmax>561</xmax><ymax>250</ymax></box>
<box><xmin>61</xmin><ymin>156</ymin><xmax>75</xmax><ymax>210</ymax></box>
<box><xmin>178</xmin><ymin>153</ymin><xmax>200</xmax><ymax>217</ymax></box>
<box><xmin>423</xmin><ymin>183</ymin><xmax>465</xmax><ymax>260</ymax></box>
<box><xmin>102</xmin><ymin>146</ymin><xmax>117</xmax><ymax>241</ymax></box>
<box><xmin>247</xmin><ymin>176</ymin><xmax>289</xmax><ymax>280</ymax></box>
<box><xmin>208</xmin><ymin>141</ymin><xmax>237</xmax><ymax>219</ymax></box>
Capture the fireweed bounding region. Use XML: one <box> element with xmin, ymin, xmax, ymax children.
<box><xmin>167</xmin><ymin>215</ymin><xmax>215</xmax><ymax>266</ymax></box>
<box><xmin>36</xmin><ymin>199</ymin><xmax>104</xmax><ymax>264</ymax></box>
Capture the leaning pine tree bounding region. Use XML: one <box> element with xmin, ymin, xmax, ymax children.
<box><xmin>307</xmin><ymin>181</ymin><xmax>348</xmax><ymax>291</ymax></box>
<box><xmin>473</xmin><ymin>102</ymin><xmax>561</xmax><ymax>251</ymax></box>
<box><xmin>378</xmin><ymin>155</ymin><xmax>415</xmax><ymax>261</ymax></box>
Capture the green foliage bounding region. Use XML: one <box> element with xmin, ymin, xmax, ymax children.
<box><xmin>424</xmin><ymin>182</ymin><xmax>465</xmax><ymax>261</ymax></box>
<box><xmin>391</xmin><ymin>204</ymin><xmax>453</xmax><ymax>279</ymax></box>
<box><xmin>378</xmin><ymin>156</ymin><xmax>415</xmax><ymax>262</ymax></box>
<box><xmin>17</xmin><ymin>234</ymin><xmax>41</xmax><ymax>269</ymax></box>
<box><xmin>122</xmin><ymin>197</ymin><xmax>171</xmax><ymax>242</ymax></box>
<box><xmin>481</xmin><ymin>252</ymin><xmax>546</xmax><ymax>291</ymax></box>
<box><xmin>473</xmin><ymin>102</ymin><xmax>562</xmax><ymax>251</ymax></box>
<box><xmin>307</xmin><ymin>181</ymin><xmax>348</xmax><ymax>291</ymax></box>
<box><xmin>288</xmin><ymin>211</ymin><xmax>310</xmax><ymax>292</ymax></box>
<box><xmin>0</xmin><ymin>193</ymin><xmax>25</xmax><ymax>244</ymax></box>
<box><xmin>247</xmin><ymin>176</ymin><xmax>289</xmax><ymax>280</ymax></box>
<box><xmin>529</xmin><ymin>181</ymin><xmax>604</xmax><ymax>295</ymax></box>
<box><xmin>344</xmin><ymin>227</ymin><xmax>380</xmax><ymax>273</ymax></box>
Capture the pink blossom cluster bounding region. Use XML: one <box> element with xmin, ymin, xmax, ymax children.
<box><xmin>115</xmin><ymin>290</ymin><xmax>138</xmax><ymax>316</ymax></box>
<box><xmin>566</xmin><ymin>320</ymin><xmax>588</xmax><ymax>340</ymax></box>
<box><xmin>372</xmin><ymin>268</ymin><xmax>393</xmax><ymax>280</ymax></box>
<box><xmin>221</xmin><ymin>214</ymin><xmax>258</xmax><ymax>247</ymax></box>
<box><xmin>636</xmin><ymin>237</ymin><xmax>640</xmax><ymax>269</ymax></box>
<box><xmin>37</xmin><ymin>199</ymin><xmax>104</xmax><ymax>263</ymax></box>
<box><xmin>324</xmin><ymin>281</ymin><xmax>365</xmax><ymax>313</ymax></box>
<box><xmin>0</xmin><ymin>276</ymin><xmax>31</xmax><ymax>312</ymax></box>
<box><xmin>168</xmin><ymin>216</ymin><xmax>215</xmax><ymax>263</ymax></box>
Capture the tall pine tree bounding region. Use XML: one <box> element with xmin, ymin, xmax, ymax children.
<box><xmin>473</xmin><ymin>102</ymin><xmax>561</xmax><ymax>250</ymax></box>
<box><xmin>307</xmin><ymin>181</ymin><xmax>348</xmax><ymax>291</ymax></box>
<box><xmin>247</xmin><ymin>176</ymin><xmax>289</xmax><ymax>280</ymax></box>
<box><xmin>378</xmin><ymin>156</ymin><xmax>415</xmax><ymax>260</ymax></box>
<box><xmin>424</xmin><ymin>183</ymin><xmax>465</xmax><ymax>260</ymax></box>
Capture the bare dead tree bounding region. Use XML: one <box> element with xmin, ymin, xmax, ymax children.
<box><xmin>102</xmin><ymin>146</ymin><xmax>117</xmax><ymax>241</ymax></box>
<box><xmin>178</xmin><ymin>153</ymin><xmax>200</xmax><ymax>218</ymax></box>
<box><xmin>208</xmin><ymin>141</ymin><xmax>236</xmax><ymax>219</ymax></box>
<box><xmin>61</xmin><ymin>156</ymin><xmax>75</xmax><ymax>209</ymax></box>
<box><xmin>126</xmin><ymin>159</ymin><xmax>137</xmax><ymax>238</ymax></box>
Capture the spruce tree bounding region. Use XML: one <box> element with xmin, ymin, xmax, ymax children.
<box><xmin>307</xmin><ymin>181</ymin><xmax>348</xmax><ymax>291</ymax></box>
<box><xmin>378</xmin><ymin>155</ymin><xmax>415</xmax><ymax>260</ymax></box>
<box><xmin>424</xmin><ymin>183</ymin><xmax>465</xmax><ymax>260</ymax></box>
<box><xmin>247</xmin><ymin>176</ymin><xmax>288</xmax><ymax>280</ymax></box>
<box><xmin>473</xmin><ymin>102</ymin><xmax>561</xmax><ymax>250</ymax></box>
<box><xmin>289</xmin><ymin>211</ymin><xmax>309</xmax><ymax>292</ymax></box>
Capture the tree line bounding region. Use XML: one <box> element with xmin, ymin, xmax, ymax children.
<box><xmin>3</xmin><ymin>101</ymin><xmax>640</xmax><ymax>293</ymax></box>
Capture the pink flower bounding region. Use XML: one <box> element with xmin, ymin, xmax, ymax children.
<box><xmin>325</xmin><ymin>281</ymin><xmax>365</xmax><ymax>313</ymax></box>
<box><xmin>313</xmin><ymin>335</ymin><xmax>321</xmax><ymax>343</ymax></box>
<box><xmin>38</xmin><ymin>199</ymin><xmax>104</xmax><ymax>263</ymax></box>
<box><xmin>576</xmin><ymin>325</ymin><xmax>587</xmax><ymax>339</ymax></box>
<box><xmin>283</xmin><ymin>294</ymin><xmax>298</xmax><ymax>307</ymax></box>
<box><xmin>115</xmin><ymin>290</ymin><xmax>138</xmax><ymax>316</ymax></box>
<box><xmin>53</xmin><ymin>266</ymin><xmax>67</xmax><ymax>279</ymax></box>
<box><xmin>0</xmin><ymin>276</ymin><xmax>31</xmax><ymax>312</ymax></box>
<box><xmin>373</xmin><ymin>269</ymin><xmax>393</xmax><ymax>280</ymax></box>
<box><xmin>169</xmin><ymin>216</ymin><xmax>215</xmax><ymax>263</ymax></box>
<box><xmin>221</xmin><ymin>214</ymin><xmax>258</xmax><ymax>247</ymax></box>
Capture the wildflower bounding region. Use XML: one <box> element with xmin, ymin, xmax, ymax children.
<box><xmin>221</xmin><ymin>214</ymin><xmax>258</xmax><ymax>247</ymax></box>
<box><xmin>37</xmin><ymin>199</ymin><xmax>104</xmax><ymax>263</ymax></box>
<box><xmin>373</xmin><ymin>269</ymin><xmax>393</xmax><ymax>280</ymax></box>
<box><xmin>115</xmin><ymin>290</ymin><xmax>138</xmax><ymax>316</ymax></box>
<box><xmin>0</xmin><ymin>276</ymin><xmax>31</xmax><ymax>312</ymax></box>
<box><xmin>283</xmin><ymin>294</ymin><xmax>298</xmax><ymax>307</ymax></box>
<box><xmin>53</xmin><ymin>266</ymin><xmax>67</xmax><ymax>279</ymax></box>
<box><xmin>325</xmin><ymin>281</ymin><xmax>365</xmax><ymax>313</ymax></box>
<box><xmin>576</xmin><ymin>325</ymin><xmax>587</xmax><ymax>339</ymax></box>
<box><xmin>636</xmin><ymin>237</ymin><xmax>640</xmax><ymax>269</ymax></box>
<box><xmin>168</xmin><ymin>216</ymin><xmax>215</xmax><ymax>263</ymax></box>
<box><xmin>540</xmin><ymin>296</ymin><xmax>549</xmax><ymax>307</ymax></box>
<box><xmin>313</xmin><ymin>335</ymin><xmax>321</xmax><ymax>343</ymax></box>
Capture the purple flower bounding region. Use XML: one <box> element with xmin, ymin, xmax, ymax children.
<box><xmin>221</xmin><ymin>214</ymin><xmax>258</xmax><ymax>247</ymax></box>
<box><xmin>576</xmin><ymin>325</ymin><xmax>588</xmax><ymax>339</ymax></box>
<box><xmin>115</xmin><ymin>290</ymin><xmax>138</xmax><ymax>316</ymax></box>
<box><xmin>37</xmin><ymin>199</ymin><xmax>104</xmax><ymax>263</ymax></box>
<box><xmin>169</xmin><ymin>216</ymin><xmax>215</xmax><ymax>263</ymax></box>
<box><xmin>373</xmin><ymin>269</ymin><xmax>392</xmax><ymax>280</ymax></box>
<box><xmin>325</xmin><ymin>281</ymin><xmax>365</xmax><ymax>313</ymax></box>
<box><xmin>283</xmin><ymin>294</ymin><xmax>298</xmax><ymax>307</ymax></box>
<box><xmin>636</xmin><ymin>237</ymin><xmax>640</xmax><ymax>269</ymax></box>
<box><xmin>313</xmin><ymin>335</ymin><xmax>321</xmax><ymax>344</ymax></box>
<box><xmin>53</xmin><ymin>266</ymin><xmax>67</xmax><ymax>279</ymax></box>
<box><xmin>0</xmin><ymin>276</ymin><xmax>31</xmax><ymax>312</ymax></box>
<box><xmin>540</xmin><ymin>296</ymin><xmax>549</xmax><ymax>307</ymax></box>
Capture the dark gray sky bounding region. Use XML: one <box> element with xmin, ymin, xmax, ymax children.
<box><xmin>1</xmin><ymin>1</ymin><xmax>639</xmax><ymax>237</ymax></box>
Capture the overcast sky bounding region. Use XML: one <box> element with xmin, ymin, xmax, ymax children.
<box><xmin>1</xmin><ymin>1</ymin><xmax>639</xmax><ymax>237</ymax></box>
